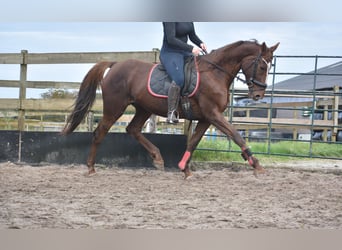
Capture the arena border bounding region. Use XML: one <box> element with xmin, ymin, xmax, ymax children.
<box><xmin>0</xmin><ymin>131</ymin><xmax>187</xmax><ymax>169</ymax></box>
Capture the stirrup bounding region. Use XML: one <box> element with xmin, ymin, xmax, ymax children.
<box><xmin>167</xmin><ymin>110</ymin><xmax>179</xmax><ymax>124</ymax></box>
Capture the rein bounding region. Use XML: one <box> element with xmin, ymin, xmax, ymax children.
<box><xmin>199</xmin><ymin>51</ymin><xmax>268</xmax><ymax>89</ymax></box>
<box><xmin>200</xmin><ymin>56</ymin><xmax>248</xmax><ymax>85</ymax></box>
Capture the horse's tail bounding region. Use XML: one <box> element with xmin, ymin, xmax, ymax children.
<box><xmin>62</xmin><ymin>61</ymin><xmax>116</xmax><ymax>135</ymax></box>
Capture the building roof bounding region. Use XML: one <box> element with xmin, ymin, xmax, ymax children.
<box><xmin>272</xmin><ymin>61</ymin><xmax>342</xmax><ymax>91</ymax></box>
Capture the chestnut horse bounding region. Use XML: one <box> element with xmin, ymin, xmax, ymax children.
<box><xmin>62</xmin><ymin>40</ymin><xmax>279</xmax><ymax>178</ymax></box>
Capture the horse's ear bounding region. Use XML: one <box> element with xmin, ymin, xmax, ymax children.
<box><xmin>270</xmin><ymin>42</ymin><xmax>280</xmax><ymax>52</ymax></box>
<box><xmin>261</xmin><ymin>42</ymin><xmax>267</xmax><ymax>53</ymax></box>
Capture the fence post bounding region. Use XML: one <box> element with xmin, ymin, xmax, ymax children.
<box><xmin>146</xmin><ymin>114</ymin><xmax>157</xmax><ymax>133</ymax></box>
<box><xmin>18</xmin><ymin>50</ymin><xmax>28</xmax><ymax>162</ymax></box>
<box><xmin>18</xmin><ymin>50</ymin><xmax>27</xmax><ymax>131</ymax></box>
<box><xmin>332</xmin><ymin>85</ymin><xmax>340</xmax><ymax>142</ymax></box>
<box><xmin>323</xmin><ymin>104</ymin><xmax>329</xmax><ymax>141</ymax></box>
<box><xmin>245</xmin><ymin>108</ymin><xmax>250</xmax><ymax>143</ymax></box>
<box><xmin>293</xmin><ymin>108</ymin><xmax>298</xmax><ymax>140</ymax></box>
<box><xmin>87</xmin><ymin>111</ymin><xmax>94</xmax><ymax>132</ymax></box>
<box><xmin>152</xmin><ymin>48</ymin><xmax>160</xmax><ymax>64</ymax></box>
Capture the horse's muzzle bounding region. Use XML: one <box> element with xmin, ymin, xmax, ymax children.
<box><xmin>248</xmin><ymin>78</ymin><xmax>267</xmax><ymax>100</ymax></box>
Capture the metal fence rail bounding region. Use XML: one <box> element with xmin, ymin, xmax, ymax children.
<box><xmin>197</xmin><ymin>55</ymin><xmax>342</xmax><ymax>160</ymax></box>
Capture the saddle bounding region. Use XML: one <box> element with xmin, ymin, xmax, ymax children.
<box><xmin>147</xmin><ymin>56</ymin><xmax>199</xmax><ymax>98</ymax></box>
<box><xmin>147</xmin><ymin>57</ymin><xmax>200</xmax><ymax>120</ymax></box>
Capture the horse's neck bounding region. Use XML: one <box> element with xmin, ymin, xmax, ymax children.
<box><xmin>204</xmin><ymin>49</ymin><xmax>242</xmax><ymax>79</ymax></box>
<box><xmin>208</xmin><ymin>42</ymin><xmax>259</xmax><ymax>78</ymax></box>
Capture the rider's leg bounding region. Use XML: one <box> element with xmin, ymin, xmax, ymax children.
<box><xmin>159</xmin><ymin>52</ymin><xmax>185</xmax><ymax>124</ymax></box>
<box><xmin>167</xmin><ymin>81</ymin><xmax>180</xmax><ymax>123</ymax></box>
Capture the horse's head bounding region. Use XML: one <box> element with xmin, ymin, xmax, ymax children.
<box><xmin>241</xmin><ymin>42</ymin><xmax>279</xmax><ymax>100</ymax></box>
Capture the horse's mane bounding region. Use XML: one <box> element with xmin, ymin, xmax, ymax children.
<box><xmin>202</xmin><ymin>40</ymin><xmax>261</xmax><ymax>66</ymax></box>
<box><xmin>209</xmin><ymin>41</ymin><xmax>243</xmax><ymax>56</ymax></box>
<box><xmin>210</xmin><ymin>39</ymin><xmax>260</xmax><ymax>55</ymax></box>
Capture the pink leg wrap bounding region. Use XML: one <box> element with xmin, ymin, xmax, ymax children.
<box><xmin>248</xmin><ymin>157</ymin><xmax>254</xmax><ymax>166</ymax></box>
<box><xmin>178</xmin><ymin>151</ymin><xmax>191</xmax><ymax>170</ymax></box>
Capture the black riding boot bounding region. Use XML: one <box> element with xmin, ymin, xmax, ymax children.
<box><xmin>167</xmin><ymin>82</ymin><xmax>180</xmax><ymax>124</ymax></box>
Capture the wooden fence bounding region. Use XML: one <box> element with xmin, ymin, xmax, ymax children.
<box><xmin>0</xmin><ymin>50</ymin><xmax>161</xmax><ymax>132</ymax></box>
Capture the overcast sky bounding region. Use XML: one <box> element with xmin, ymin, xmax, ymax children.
<box><xmin>1</xmin><ymin>1</ymin><xmax>342</xmax><ymax>98</ymax></box>
<box><xmin>2</xmin><ymin>22</ymin><xmax>342</xmax><ymax>55</ymax></box>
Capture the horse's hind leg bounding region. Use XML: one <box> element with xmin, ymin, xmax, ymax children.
<box><xmin>126</xmin><ymin>106</ymin><xmax>165</xmax><ymax>170</ymax></box>
<box><xmin>87</xmin><ymin>114</ymin><xmax>117</xmax><ymax>175</ymax></box>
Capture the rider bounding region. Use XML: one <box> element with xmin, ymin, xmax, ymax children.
<box><xmin>160</xmin><ymin>22</ymin><xmax>207</xmax><ymax>124</ymax></box>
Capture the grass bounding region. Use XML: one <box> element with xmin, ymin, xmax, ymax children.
<box><xmin>192</xmin><ymin>138</ymin><xmax>342</xmax><ymax>163</ymax></box>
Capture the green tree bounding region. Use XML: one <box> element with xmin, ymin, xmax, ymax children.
<box><xmin>40</xmin><ymin>89</ymin><xmax>76</xmax><ymax>99</ymax></box>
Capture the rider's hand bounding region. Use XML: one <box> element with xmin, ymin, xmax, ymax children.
<box><xmin>192</xmin><ymin>47</ymin><xmax>201</xmax><ymax>56</ymax></box>
<box><xmin>200</xmin><ymin>43</ymin><xmax>207</xmax><ymax>53</ymax></box>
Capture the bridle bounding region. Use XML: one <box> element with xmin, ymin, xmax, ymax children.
<box><xmin>246</xmin><ymin>53</ymin><xmax>270</xmax><ymax>89</ymax></box>
<box><xmin>200</xmin><ymin>50</ymin><xmax>270</xmax><ymax>90</ymax></box>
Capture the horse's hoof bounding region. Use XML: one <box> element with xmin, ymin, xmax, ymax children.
<box><xmin>183</xmin><ymin>169</ymin><xmax>193</xmax><ymax>180</ymax></box>
<box><xmin>184</xmin><ymin>174</ymin><xmax>193</xmax><ymax>180</ymax></box>
<box><xmin>84</xmin><ymin>168</ymin><xmax>96</xmax><ymax>177</ymax></box>
<box><xmin>153</xmin><ymin>161</ymin><xmax>165</xmax><ymax>171</ymax></box>
<box><xmin>253</xmin><ymin>167</ymin><xmax>266</xmax><ymax>177</ymax></box>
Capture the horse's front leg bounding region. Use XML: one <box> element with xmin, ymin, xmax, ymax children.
<box><xmin>240</xmin><ymin>146</ymin><xmax>265</xmax><ymax>175</ymax></box>
<box><xmin>208</xmin><ymin>112</ymin><xmax>265</xmax><ymax>175</ymax></box>
<box><xmin>179</xmin><ymin>120</ymin><xmax>210</xmax><ymax>179</ymax></box>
